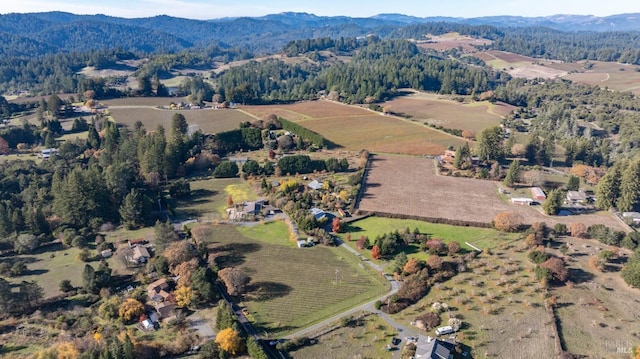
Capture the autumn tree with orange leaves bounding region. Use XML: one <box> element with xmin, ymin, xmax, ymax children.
<box><xmin>493</xmin><ymin>212</ymin><xmax>522</xmax><ymax>232</ymax></box>
<box><xmin>332</xmin><ymin>217</ymin><xmax>341</xmax><ymax>233</ymax></box>
<box><xmin>371</xmin><ymin>245</ymin><xmax>381</xmax><ymax>260</ymax></box>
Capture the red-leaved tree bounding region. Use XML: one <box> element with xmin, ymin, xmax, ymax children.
<box><xmin>332</xmin><ymin>218</ymin><xmax>341</xmax><ymax>233</ymax></box>
<box><xmin>371</xmin><ymin>245</ymin><xmax>381</xmax><ymax>260</ymax></box>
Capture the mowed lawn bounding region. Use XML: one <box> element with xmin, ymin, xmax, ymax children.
<box><xmin>202</xmin><ymin>224</ymin><xmax>389</xmax><ymax>336</ymax></box>
<box><xmin>175</xmin><ymin>177</ymin><xmax>257</xmax><ymax>220</ymax></box>
<box><xmin>243</xmin><ymin>100</ymin><xmax>466</xmax><ymax>155</ymax></box>
<box><xmin>107</xmin><ymin>105</ymin><xmax>254</xmax><ymax>134</ymax></box>
<box><xmin>7</xmin><ymin>243</ymin><xmax>115</xmax><ymax>298</ymax></box>
<box><xmin>382</xmin><ymin>92</ymin><xmax>513</xmax><ymax>132</ymax></box>
<box><xmin>341</xmin><ymin>216</ymin><xmax>519</xmax><ymax>262</ymax></box>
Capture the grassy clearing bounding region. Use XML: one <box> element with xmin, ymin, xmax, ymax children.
<box><xmin>7</xmin><ymin>243</ymin><xmax>117</xmax><ymax>298</ymax></box>
<box><xmin>175</xmin><ymin>177</ymin><xmax>257</xmax><ymax>220</ymax></box>
<box><xmin>58</xmin><ymin>130</ymin><xmax>89</xmax><ymax>142</ymax></box>
<box><xmin>201</xmin><ymin>224</ymin><xmax>388</xmax><ymax>336</ymax></box>
<box><xmin>341</xmin><ymin>216</ymin><xmax>520</xmax><ymax>262</ymax></box>
<box><xmin>289</xmin><ymin>312</ymin><xmax>398</xmax><ymax>358</ymax></box>
<box><xmin>107</xmin><ymin>106</ymin><xmax>254</xmax><ymax>134</ymax></box>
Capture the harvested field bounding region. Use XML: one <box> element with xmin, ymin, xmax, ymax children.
<box><xmin>559</xmin><ymin>61</ymin><xmax>640</xmax><ymax>94</ymax></box>
<box><xmin>107</xmin><ymin>106</ymin><xmax>254</xmax><ymax>134</ymax></box>
<box><xmin>358</xmin><ymin>155</ymin><xmax>626</xmax><ymax>230</ymax></box>
<box><xmin>475</xmin><ymin>50</ymin><xmax>567</xmax><ymax>79</ymax></box>
<box><xmin>382</xmin><ymin>92</ymin><xmax>514</xmax><ymax>132</ymax></box>
<box><xmin>243</xmin><ymin>100</ymin><xmax>465</xmax><ymax>155</ymax></box>
<box><xmin>244</xmin><ymin>100</ymin><xmax>370</xmax><ymax>120</ymax></box>
<box><xmin>416</xmin><ymin>33</ymin><xmax>492</xmax><ymax>52</ymax></box>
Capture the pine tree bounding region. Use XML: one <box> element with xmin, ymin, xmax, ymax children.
<box><xmin>122</xmin><ymin>334</ymin><xmax>135</xmax><ymax>359</ymax></box>
<box><xmin>619</xmin><ymin>160</ymin><xmax>640</xmax><ymax>212</ymax></box>
<box><xmin>503</xmin><ymin>160</ymin><xmax>520</xmax><ymax>188</ymax></box>
<box><xmin>596</xmin><ymin>162</ymin><xmax>624</xmax><ymax>210</ymax></box>
<box><xmin>543</xmin><ymin>189</ymin><xmax>564</xmax><ymax>215</ymax></box>
<box><xmin>566</xmin><ymin>175</ymin><xmax>580</xmax><ymax>191</ymax></box>
<box><xmin>119</xmin><ymin>189</ymin><xmax>145</xmax><ymax>229</ymax></box>
<box><xmin>82</xmin><ymin>264</ymin><xmax>97</xmax><ymax>293</ymax></box>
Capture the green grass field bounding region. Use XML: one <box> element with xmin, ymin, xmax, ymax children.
<box><xmin>7</xmin><ymin>243</ymin><xmax>118</xmax><ymax>298</ymax></box>
<box><xmin>341</xmin><ymin>217</ymin><xmax>520</xmax><ymax>262</ymax></box>
<box><xmin>175</xmin><ymin>177</ymin><xmax>257</xmax><ymax>220</ymax></box>
<box><xmin>200</xmin><ymin>224</ymin><xmax>388</xmax><ymax>336</ymax></box>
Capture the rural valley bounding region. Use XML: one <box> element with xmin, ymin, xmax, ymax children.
<box><xmin>1</xmin><ymin>3</ymin><xmax>640</xmax><ymax>359</ymax></box>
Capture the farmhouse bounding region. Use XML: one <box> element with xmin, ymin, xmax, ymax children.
<box><xmin>0</xmin><ymin>136</ymin><xmax>9</xmax><ymax>155</ymax></box>
<box><xmin>132</xmin><ymin>246</ymin><xmax>150</xmax><ymax>264</ymax></box>
<box><xmin>415</xmin><ymin>337</ymin><xmax>455</xmax><ymax>359</ymax></box>
<box><xmin>147</xmin><ymin>278</ymin><xmax>172</xmax><ymax>302</ymax></box>
<box><xmin>307</xmin><ymin>179</ymin><xmax>323</xmax><ymax>190</ymax></box>
<box><xmin>228</xmin><ymin>199</ymin><xmax>265</xmax><ymax>220</ymax></box>
<box><xmin>310</xmin><ymin>207</ymin><xmax>327</xmax><ymax>220</ymax></box>
<box><xmin>530</xmin><ymin>187</ymin><xmax>546</xmax><ymax>201</ymax></box>
<box><xmin>511</xmin><ymin>197</ymin><xmax>533</xmax><ymax>205</ymax></box>
<box><xmin>566</xmin><ymin>190</ymin><xmax>588</xmax><ymax>204</ymax></box>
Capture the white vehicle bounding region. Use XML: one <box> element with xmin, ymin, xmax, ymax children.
<box><xmin>435</xmin><ymin>326</ymin><xmax>455</xmax><ymax>336</ymax></box>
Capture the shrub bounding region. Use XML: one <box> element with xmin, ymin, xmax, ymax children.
<box><xmin>528</xmin><ymin>250</ymin><xmax>549</xmax><ymax>264</ymax></box>
<box><xmin>493</xmin><ymin>212</ymin><xmax>523</xmax><ymax>232</ymax></box>
<box><xmin>213</xmin><ymin>161</ymin><xmax>239</xmax><ymax>178</ymax></box>
<box><xmin>570</xmin><ymin>223</ymin><xmax>588</xmax><ymax>238</ymax></box>
<box><xmin>554</xmin><ymin>223</ymin><xmax>567</xmax><ymax>235</ymax></box>
<box><xmin>59</xmin><ymin>280</ymin><xmax>73</xmax><ymax>293</ymax></box>
<box><xmin>416</xmin><ymin>312</ymin><xmax>440</xmax><ymax>330</ymax></box>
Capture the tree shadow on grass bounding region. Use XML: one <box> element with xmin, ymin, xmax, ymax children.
<box><xmin>23</xmin><ymin>268</ymin><xmax>48</xmax><ymax>276</ymax></box>
<box><xmin>247</xmin><ymin>281</ymin><xmax>292</xmax><ymax>302</ymax></box>
<box><xmin>213</xmin><ymin>242</ymin><xmax>262</xmax><ymax>267</ymax></box>
<box><xmin>188</xmin><ymin>189</ymin><xmax>218</xmax><ymax>200</ymax></box>
<box><xmin>568</xmin><ymin>267</ymin><xmax>595</xmax><ymax>284</ymax></box>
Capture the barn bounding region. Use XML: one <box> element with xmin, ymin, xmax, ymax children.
<box><xmin>530</xmin><ymin>187</ymin><xmax>546</xmax><ymax>201</ymax></box>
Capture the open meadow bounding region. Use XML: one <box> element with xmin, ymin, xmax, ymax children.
<box><xmin>380</xmin><ymin>92</ymin><xmax>515</xmax><ymax>132</ymax></box>
<box><xmin>558</xmin><ymin>60</ymin><xmax>640</xmax><ymax>94</ymax></box>
<box><xmin>341</xmin><ymin>216</ymin><xmax>519</xmax><ymax>261</ymax></box>
<box><xmin>198</xmin><ymin>223</ymin><xmax>389</xmax><ymax>336</ymax></box>
<box><xmin>474</xmin><ymin>51</ymin><xmax>640</xmax><ymax>94</ymax></box>
<box><xmin>243</xmin><ymin>100</ymin><xmax>466</xmax><ymax>155</ymax></box>
<box><xmin>106</xmin><ymin>106</ymin><xmax>253</xmax><ymax>134</ymax></box>
<box><xmin>5</xmin><ymin>241</ymin><xmax>127</xmax><ymax>298</ymax></box>
<box><xmin>416</xmin><ymin>32</ymin><xmax>492</xmax><ymax>53</ymax></box>
<box><xmin>174</xmin><ymin>177</ymin><xmax>258</xmax><ymax>220</ymax></box>
<box><xmin>474</xmin><ymin>50</ymin><xmax>568</xmax><ymax>79</ymax></box>
<box><xmin>358</xmin><ymin>155</ymin><xmax>626</xmax><ymax>230</ymax></box>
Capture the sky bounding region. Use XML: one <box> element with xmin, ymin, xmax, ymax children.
<box><xmin>3</xmin><ymin>0</ymin><xmax>640</xmax><ymax>20</ymax></box>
